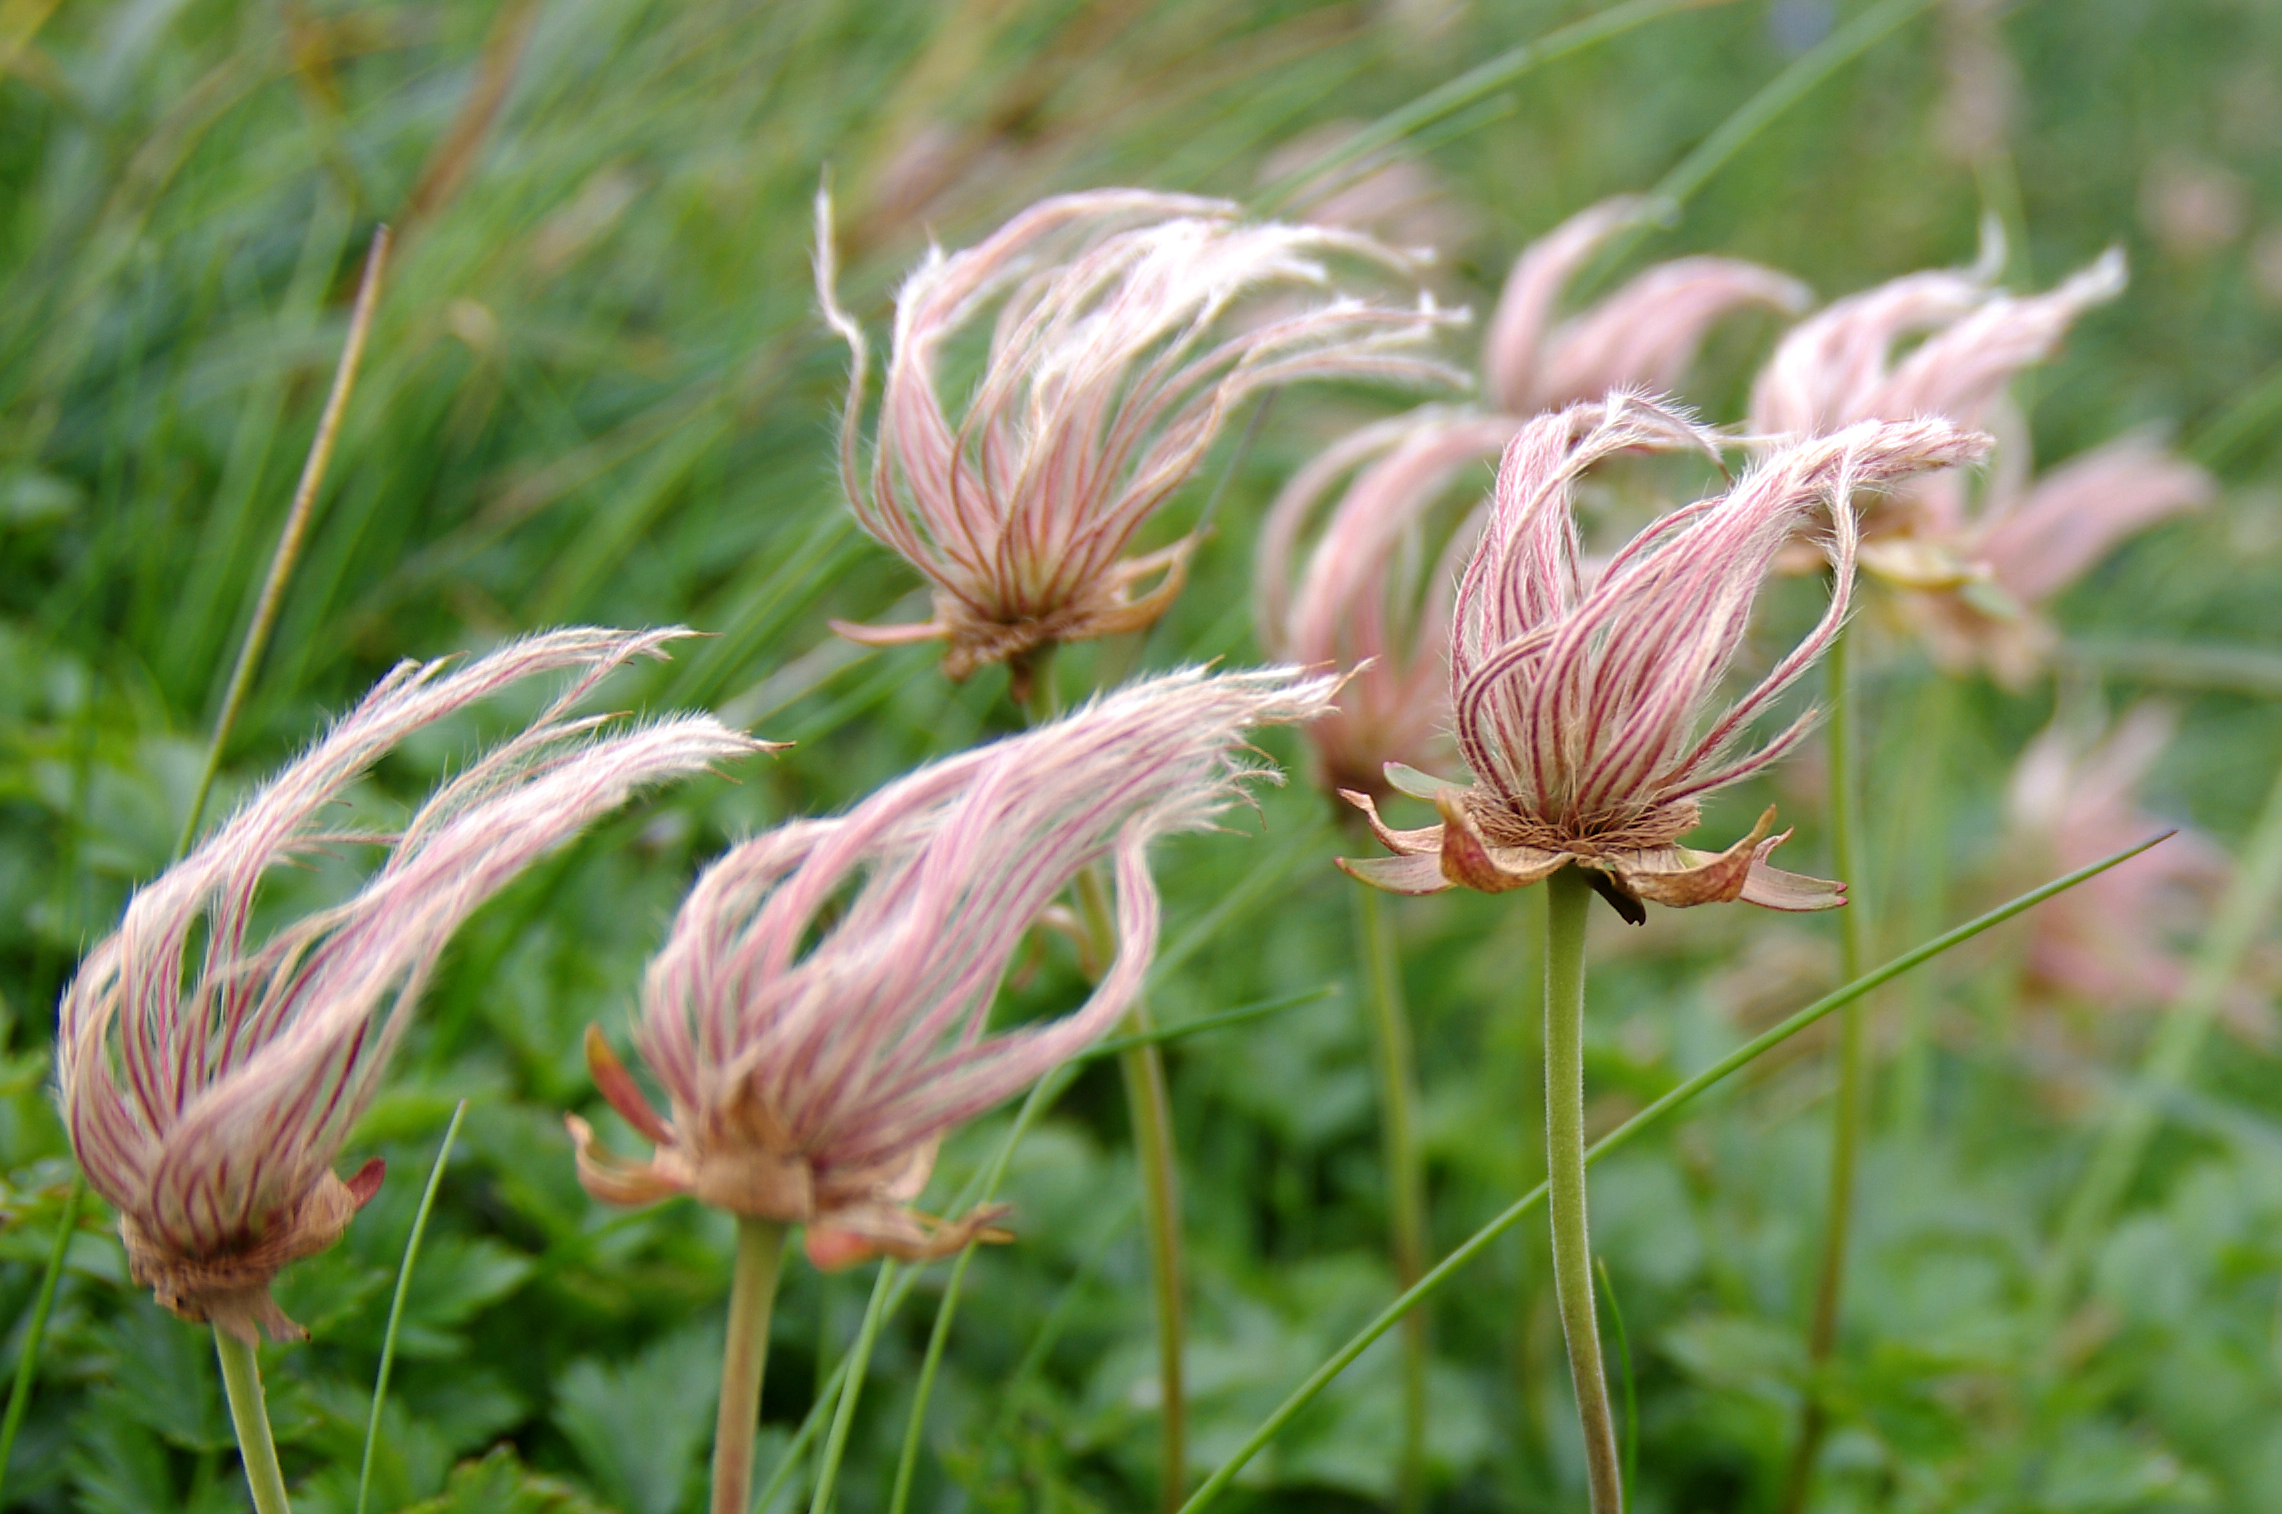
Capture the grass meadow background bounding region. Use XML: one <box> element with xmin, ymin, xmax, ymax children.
<box><xmin>3</xmin><ymin>0</ymin><xmax>2282</xmax><ymax>1510</ymax></box>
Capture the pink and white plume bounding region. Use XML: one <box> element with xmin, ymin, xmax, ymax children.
<box><xmin>1747</xmin><ymin>245</ymin><xmax>2207</xmax><ymax>679</ymax></box>
<box><xmin>1486</xmin><ymin>196</ymin><xmax>1809</xmax><ymax>417</ymax></box>
<box><xmin>816</xmin><ymin>188</ymin><xmax>1462</xmax><ymax>691</ymax></box>
<box><xmin>1338</xmin><ymin>393</ymin><xmax>1990</xmax><ymax>921</ymax></box>
<box><xmin>568</xmin><ymin>665</ymin><xmax>1336</xmax><ymax>1268</ymax></box>
<box><xmin>58</xmin><ymin>629</ymin><xmax>765</xmax><ymax>1342</ymax></box>
<box><xmin>1255</xmin><ymin>408</ymin><xmax>1513</xmax><ymax>798</ymax></box>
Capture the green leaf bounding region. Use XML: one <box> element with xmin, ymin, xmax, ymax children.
<box><xmin>401</xmin><ymin>1445</ymin><xmax>612</xmax><ymax>1514</ymax></box>
<box><xmin>553</xmin><ymin>1323</ymin><xmax>721</xmax><ymax>1514</ymax></box>
<box><xmin>90</xmin><ymin>1301</ymin><xmax>231</xmax><ymax>1453</ymax></box>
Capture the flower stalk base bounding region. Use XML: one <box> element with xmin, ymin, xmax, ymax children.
<box><xmin>215</xmin><ymin>1326</ymin><xmax>293</xmax><ymax>1514</ymax></box>
<box><xmin>712</xmin><ymin>1218</ymin><xmax>788</xmax><ymax>1514</ymax></box>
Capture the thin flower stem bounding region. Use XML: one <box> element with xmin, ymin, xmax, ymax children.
<box><xmin>1024</xmin><ymin>655</ymin><xmax>1189</xmax><ymax>1513</ymax></box>
<box><xmin>1176</xmin><ymin>835</ymin><xmax>2166</xmax><ymax>1514</ymax></box>
<box><xmin>0</xmin><ymin>1177</ymin><xmax>82</xmax><ymax>1502</ymax></box>
<box><xmin>807</xmin><ymin>1261</ymin><xmax>896</xmax><ymax>1514</ymax></box>
<box><xmin>712</xmin><ymin>1218</ymin><xmax>789</xmax><ymax>1514</ymax></box>
<box><xmin>1354</xmin><ymin>884</ymin><xmax>1429</xmax><ymax>1514</ymax></box>
<box><xmin>178</xmin><ymin>226</ymin><xmax>390</xmax><ymax>855</ymax></box>
<box><xmin>1545</xmin><ymin>869</ymin><xmax>1623</xmax><ymax>1514</ymax></box>
<box><xmin>215</xmin><ymin>1328</ymin><xmax>293</xmax><ymax>1514</ymax></box>
<box><xmin>356</xmin><ymin>1100</ymin><xmax>467</xmax><ymax>1514</ymax></box>
<box><xmin>1781</xmin><ymin>621</ymin><xmax>1872</xmax><ymax>1512</ymax></box>
<box><xmin>2032</xmin><ymin>755</ymin><xmax>2282</xmax><ymax>1328</ymax></box>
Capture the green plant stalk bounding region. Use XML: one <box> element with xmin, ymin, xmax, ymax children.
<box><xmin>1175</xmin><ymin>834</ymin><xmax>2166</xmax><ymax>1514</ymax></box>
<box><xmin>1544</xmin><ymin>869</ymin><xmax>1623</xmax><ymax>1514</ymax></box>
<box><xmin>178</xmin><ymin>225</ymin><xmax>390</xmax><ymax>856</ymax></box>
<box><xmin>1252</xmin><ymin>0</ymin><xmax>1739</xmax><ymax>216</ymax></box>
<box><xmin>713</xmin><ymin>1218</ymin><xmax>789</xmax><ymax>1514</ymax></box>
<box><xmin>0</xmin><ymin>1177</ymin><xmax>82</xmax><ymax>1500</ymax></box>
<box><xmin>2033</xmin><ymin>756</ymin><xmax>2282</xmax><ymax>1326</ymax></box>
<box><xmin>357</xmin><ymin>1100</ymin><xmax>467</xmax><ymax>1514</ymax></box>
<box><xmin>1024</xmin><ymin>655</ymin><xmax>1188</xmax><ymax>1513</ymax></box>
<box><xmin>1781</xmin><ymin>622</ymin><xmax>1873</xmax><ymax>1513</ymax></box>
<box><xmin>1574</xmin><ymin>0</ymin><xmax>1941</xmax><ymax>301</ymax></box>
<box><xmin>1594</xmin><ymin>1257</ymin><xmax>1637</xmax><ymax>1498</ymax></box>
<box><xmin>808</xmin><ymin>1261</ymin><xmax>896</xmax><ymax>1514</ymax></box>
<box><xmin>1889</xmin><ymin>674</ymin><xmax>1957</xmax><ymax>1138</ymax></box>
<box><xmin>216</xmin><ymin>1328</ymin><xmax>293</xmax><ymax>1514</ymax></box>
<box><xmin>1354</xmin><ymin>885</ymin><xmax>1428</xmax><ymax>1512</ymax></box>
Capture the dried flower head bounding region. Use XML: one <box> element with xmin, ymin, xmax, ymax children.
<box><xmin>569</xmin><ymin>666</ymin><xmax>1336</xmax><ymax>1268</ymax></box>
<box><xmin>1256</xmin><ymin>408</ymin><xmax>1514</xmax><ymax>797</ymax></box>
<box><xmin>59</xmin><ymin>629</ymin><xmax>764</xmax><ymax>1342</ymax></box>
<box><xmin>2005</xmin><ymin>704</ymin><xmax>2269</xmax><ymax>1041</ymax></box>
<box><xmin>1338</xmin><ymin>393</ymin><xmax>1990</xmax><ymax>921</ymax></box>
<box><xmin>816</xmin><ymin>188</ymin><xmax>1462</xmax><ymax>689</ymax></box>
<box><xmin>1485</xmin><ymin>197</ymin><xmax>1809</xmax><ymax>417</ymax></box>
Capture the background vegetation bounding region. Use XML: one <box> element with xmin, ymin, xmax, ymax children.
<box><xmin>3</xmin><ymin>0</ymin><xmax>2280</xmax><ymax>1510</ymax></box>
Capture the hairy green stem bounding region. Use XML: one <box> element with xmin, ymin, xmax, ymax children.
<box><xmin>2032</xmin><ymin>756</ymin><xmax>2282</xmax><ymax>1329</ymax></box>
<box><xmin>1782</xmin><ymin>622</ymin><xmax>1873</xmax><ymax>1514</ymax></box>
<box><xmin>1545</xmin><ymin>870</ymin><xmax>1623</xmax><ymax>1514</ymax></box>
<box><xmin>216</xmin><ymin>1329</ymin><xmax>292</xmax><ymax>1514</ymax></box>
<box><xmin>357</xmin><ymin>1101</ymin><xmax>467</xmax><ymax>1514</ymax></box>
<box><xmin>1175</xmin><ymin>835</ymin><xmax>2165</xmax><ymax>1514</ymax></box>
<box><xmin>1354</xmin><ymin>885</ymin><xmax>1429</xmax><ymax>1513</ymax></box>
<box><xmin>713</xmin><ymin>1218</ymin><xmax>788</xmax><ymax>1514</ymax></box>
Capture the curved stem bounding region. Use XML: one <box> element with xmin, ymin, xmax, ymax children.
<box><xmin>712</xmin><ymin>1218</ymin><xmax>789</xmax><ymax>1514</ymax></box>
<box><xmin>1354</xmin><ymin>885</ymin><xmax>1428</xmax><ymax>1514</ymax></box>
<box><xmin>215</xmin><ymin>1328</ymin><xmax>292</xmax><ymax>1514</ymax></box>
<box><xmin>1545</xmin><ymin>869</ymin><xmax>1622</xmax><ymax>1514</ymax></box>
<box><xmin>1781</xmin><ymin>621</ymin><xmax>1872</xmax><ymax>1514</ymax></box>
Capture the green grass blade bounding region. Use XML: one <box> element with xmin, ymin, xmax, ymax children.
<box><xmin>805</xmin><ymin>1260</ymin><xmax>896</xmax><ymax>1514</ymax></box>
<box><xmin>1252</xmin><ymin>0</ymin><xmax>1741</xmax><ymax>216</ymax></box>
<box><xmin>1175</xmin><ymin>832</ymin><xmax>2170</xmax><ymax>1514</ymax></box>
<box><xmin>0</xmin><ymin>1177</ymin><xmax>83</xmax><ymax>1504</ymax></box>
<box><xmin>1595</xmin><ymin>1256</ymin><xmax>1636</xmax><ymax>1500</ymax></box>
<box><xmin>1083</xmin><ymin>986</ymin><xmax>1335</xmax><ymax>1061</ymax></box>
<box><xmin>357</xmin><ymin>1099</ymin><xmax>469</xmax><ymax>1514</ymax></box>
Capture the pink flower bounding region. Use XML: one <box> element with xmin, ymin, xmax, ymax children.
<box><xmin>1338</xmin><ymin>394</ymin><xmax>1989</xmax><ymax>921</ymax></box>
<box><xmin>1746</xmin><ymin>245</ymin><xmax>2207</xmax><ymax>681</ymax></box>
<box><xmin>1255</xmin><ymin>408</ymin><xmax>1513</xmax><ymax>797</ymax></box>
<box><xmin>2006</xmin><ymin>704</ymin><xmax>2266</xmax><ymax>1039</ymax></box>
<box><xmin>568</xmin><ymin>666</ymin><xmax>1336</xmax><ymax>1268</ymax></box>
<box><xmin>58</xmin><ymin>629</ymin><xmax>763</xmax><ymax>1342</ymax></box>
<box><xmin>816</xmin><ymin>189</ymin><xmax>1461</xmax><ymax>689</ymax></box>
<box><xmin>1486</xmin><ymin>196</ymin><xmax>1809</xmax><ymax>417</ymax></box>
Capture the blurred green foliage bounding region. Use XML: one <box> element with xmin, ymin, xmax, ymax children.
<box><xmin>2</xmin><ymin>0</ymin><xmax>2280</xmax><ymax>1510</ymax></box>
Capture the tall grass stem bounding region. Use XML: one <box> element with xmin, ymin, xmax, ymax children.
<box><xmin>1544</xmin><ymin>869</ymin><xmax>1623</xmax><ymax>1514</ymax></box>
<box><xmin>178</xmin><ymin>225</ymin><xmax>390</xmax><ymax>855</ymax></box>
<box><xmin>216</xmin><ymin>1327</ymin><xmax>293</xmax><ymax>1514</ymax></box>
<box><xmin>1781</xmin><ymin>621</ymin><xmax>1872</xmax><ymax>1512</ymax></box>
<box><xmin>356</xmin><ymin>1100</ymin><xmax>467</xmax><ymax>1514</ymax></box>
<box><xmin>1175</xmin><ymin>834</ymin><xmax>2166</xmax><ymax>1514</ymax></box>
<box><xmin>713</xmin><ymin>1218</ymin><xmax>789</xmax><ymax>1514</ymax></box>
<box><xmin>0</xmin><ymin>1177</ymin><xmax>82</xmax><ymax>1503</ymax></box>
<box><xmin>1354</xmin><ymin>884</ymin><xmax>1428</xmax><ymax>1513</ymax></box>
<box><xmin>807</xmin><ymin>1261</ymin><xmax>896</xmax><ymax>1514</ymax></box>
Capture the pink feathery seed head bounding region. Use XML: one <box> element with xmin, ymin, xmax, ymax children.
<box><xmin>2005</xmin><ymin>706</ymin><xmax>2260</xmax><ymax>1035</ymax></box>
<box><xmin>815</xmin><ymin>186</ymin><xmax>1466</xmax><ymax>686</ymax></box>
<box><xmin>1339</xmin><ymin>392</ymin><xmax>1990</xmax><ymax>921</ymax></box>
<box><xmin>1256</xmin><ymin>406</ymin><xmax>1515</xmax><ymax>798</ymax></box>
<box><xmin>568</xmin><ymin>665</ymin><xmax>1337</xmax><ymax>1269</ymax></box>
<box><xmin>1484</xmin><ymin>197</ymin><xmax>1809</xmax><ymax>417</ymax></box>
<box><xmin>1749</xmin><ymin>246</ymin><xmax>2125</xmax><ymax>441</ymax></box>
<box><xmin>57</xmin><ymin>628</ymin><xmax>769</xmax><ymax>1343</ymax></box>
